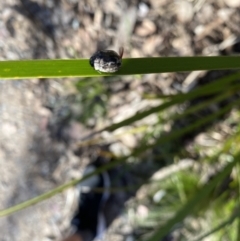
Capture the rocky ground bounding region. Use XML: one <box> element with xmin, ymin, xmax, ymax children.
<box><xmin>0</xmin><ymin>0</ymin><xmax>240</xmax><ymax>241</ymax></box>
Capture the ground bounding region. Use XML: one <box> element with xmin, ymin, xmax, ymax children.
<box><xmin>0</xmin><ymin>0</ymin><xmax>240</xmax><ymax>241</ymax></box>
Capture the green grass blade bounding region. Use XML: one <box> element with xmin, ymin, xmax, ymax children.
<box><xmin>0</xmin><ymin>158</ymin><xmax>125</xmax><ymax>217</ymax></box>
<box><xmin>164</xmin><ymin>87</ymin><xmax>240</xmax><ymax>123</ymax></box>
<box><xmin>0</xmin><ymin>97</ymin><xmax>239</xmax><ymax>217</ymax></box>
<box><xmin>0</xmin><ymin>56</ymin><xmax>240</xmax><ymax>79</ymax></box>
<box><xmin>103</xmin><ymin>72</ymin><xmax>240</xmax><ymax>133</ymax></box>
<box><xmin>146</xmin><ymin>154</ymin><xmax>240</xmax><ymax>241</ymax></box>
<box><xmin>191</xmin><ymin>209</ymin><xmax>240</xmax><ymax>241</ymax></box>
<box><xmin>131</xmin><ymin>97</ymin><xmax>240</xmax><ymax>157</ymax></box>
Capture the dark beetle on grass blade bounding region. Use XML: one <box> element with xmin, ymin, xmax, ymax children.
<box><xmin>90</xmin><ymin>47</ymin><xmax>124</xmax><ymax>73</ymax></box>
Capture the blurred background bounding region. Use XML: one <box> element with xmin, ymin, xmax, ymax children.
<box><xmin>0</xmin><ymin>0</ymin><xmax>240</xmax><ymax>241</ymax></box>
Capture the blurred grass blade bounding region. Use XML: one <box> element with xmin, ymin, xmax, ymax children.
<box><xmin>146</xmin><ymin>154</ymin><xmax>240</xmax><ymax>241</ymax></box>
<box><xmin>158</xmin><ymin>87</ymin><xmax>240</xmax><ymax>123</ymax></box>
<box><xmin>0</xmin><ymin>97</ymin><xmax>239</xmax><ymax>217</ymax></box>
<box><xmin>0</xmin><ymin>56</ymin><xmax>240</xmax><ymax>79</ymax></box>
<box><xmin>191</xmin><ymin>209</ymin><xmax>240</xmax><ymax>241</ymax></box>
<box><xmin>131</xmin><ymin>97</ymin><xmax>240</xmax><ymax>157</ymax></box>
<box><xmin>0</xmin><ymin>158</ymin><xmax>125</xmax><ymax>217</ymax></box>
<box><xmin>103</xmin><ymin>72</ymin><xmax>240</xmax><ymax>133</ymax></box>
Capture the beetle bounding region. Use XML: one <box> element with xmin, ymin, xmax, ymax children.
<box><xmin>89</xmin><ymin>47</ymin><xmax>124</xmax><ymax>73</ymax></box>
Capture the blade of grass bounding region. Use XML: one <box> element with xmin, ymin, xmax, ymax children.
<box><xmin>0</xmin><ymin>56</ymin><xmax>240</xmax><ymax>79</ymax></box>
<box><xmin>81</xmin><ymin>72</ymin><xmax>240</xmax><ymax>136</ymax></box>
<box><xmin>146</xmin><ymin>153</ymin><xmax>240</xmax><ymax>241</ymax></box>
<box><xmin>105</xmin><ymin>73</ymin><xmax>240</xmax><ymax>133</ymax></box>
<box><xmin>1</xmin><ymin>97</ymin><xmax>239</xmax><ymax>217</ymax></box>
<box><xmin>131</xmin><ymin>97</ymin><xmax>240</xmax><ymax>158</ymax></box>
<box><xmin>78</xmin><ymin>89</ymin><xmax>237</xmax><ymax>147</ymax></box>
<box><xmin>190</xmin><ymin>208</ymin><xmax>240</xmax><ymax>241</ymax></box>
<box><xmin>78</xmin><ymin>83</ymin><xmax>235</xmax><ymax>148</ymax></box>
<box><xmin>161</xmin><ymin>87</ymin><xmax>240</xmax><ymax>123</ymax></box>
<box><xmin>0</xmin><ymin>157</ymin><xmax>126</xmax><ymax>217</ymax></box>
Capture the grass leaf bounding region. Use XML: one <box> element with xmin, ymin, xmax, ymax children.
<box><xmin>0</xmin><ymin>56</ymin><xmax>240</xmax><ymax>79</ymax></box>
